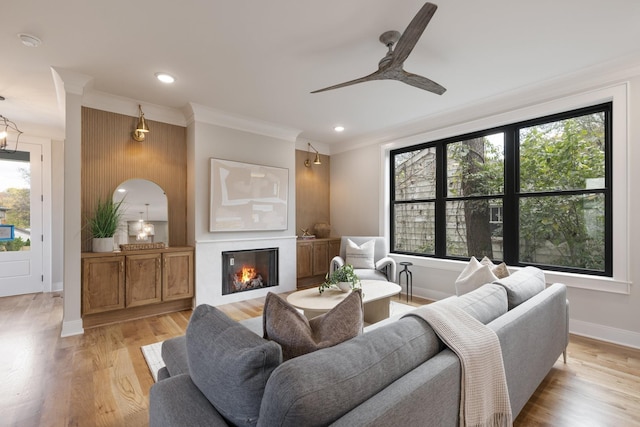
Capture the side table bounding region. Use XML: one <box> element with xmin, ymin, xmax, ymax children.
<box><xmin>398</xmin><ymin>261</ymin><xmax>413</xmax><ymax>302</ymax></box>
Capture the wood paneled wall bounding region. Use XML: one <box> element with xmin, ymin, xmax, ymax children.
<box><xmin>295</xmin><ymin>149</ymin><xmax>331</xmax><ymax>236</ymax></box>
<box><xmin>81</xmin><ymin>107</ymin><xmax>187</xmax><ymax>252</ymax></box>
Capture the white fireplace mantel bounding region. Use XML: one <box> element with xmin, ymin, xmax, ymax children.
<box><xmin>194</xmin><ymin>236</ymin><xmax>297</xmax><ymax>306</ymax></box>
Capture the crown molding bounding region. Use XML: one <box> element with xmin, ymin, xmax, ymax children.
<box><xmin>81</xmin><ymin>90</ymin><xmax>187</xmax><ymax>127</ymax></box>
<box><xmin>186</xmin><ymin>102</ymin><xmax>301</xmax><ymax>142</ymax></box>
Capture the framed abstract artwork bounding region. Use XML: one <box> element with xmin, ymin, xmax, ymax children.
<box><xmin>210</xmin><ymin>158</ymin><xmax>288</xmax><ymax>232</ymax></box>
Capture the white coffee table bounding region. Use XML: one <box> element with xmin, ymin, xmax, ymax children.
<box><xmin>287</xmin><ymin>280</ymin><xmax>402</xmax><ymax>324</ymax></box>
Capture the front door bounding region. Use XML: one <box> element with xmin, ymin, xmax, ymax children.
<box><xmin>0</xmin><ymin>143</ymin><xmax>43</xmax><ymax>297</ymax></box>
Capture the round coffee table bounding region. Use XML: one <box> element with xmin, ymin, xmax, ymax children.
<box><xmin>287</xmin><ymin>280</ymin><xmax>402</xmax><ymax>324</ymax></box>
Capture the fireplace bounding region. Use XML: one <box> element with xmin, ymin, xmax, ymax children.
<box><xmin>222</xmin><ymin>248</ymin><xmax>278</xmax><ymax>295</ymax></box>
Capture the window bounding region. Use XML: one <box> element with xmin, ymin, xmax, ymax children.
<box><xmin>390</xmin><ymin>102</ymin><xmax>612</xmax><ymax>276</ymax></box>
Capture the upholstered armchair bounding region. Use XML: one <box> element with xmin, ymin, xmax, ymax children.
<box><xmin>330</xmin><ymin>236</ymin><xmax>396</xmax><ymax>282</ymax></box>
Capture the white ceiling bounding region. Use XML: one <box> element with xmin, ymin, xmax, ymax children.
<box><xmin>3</xmin><ymin>0</ymin><xmax>640</xmax><ymax>148</ymax></box>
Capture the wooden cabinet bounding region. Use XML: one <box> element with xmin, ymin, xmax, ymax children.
<box><xmin>296</xmin><ymin>237</ymin><xmax>340</xmax><ymax>288</ymax></box>
<box><xmin>81</xmin><ymin>247</ymin><xmax>194</xmax><ymax>327</ymax></box>
<box><xmin>82</xmin><ymin>256</ymin><xmax>125</xmax><ymax>315</ymax></box>
<box><xmin>126</xmin><ymin>252</ymin><xmax>162</xmax><ymax>308</ymax></box>
<box><xmin>162</xmin><ymin>250</ymin><xmax>194</xmax><ymax>301</ymax></box>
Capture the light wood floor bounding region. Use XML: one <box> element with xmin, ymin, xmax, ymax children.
<box><xmin>1</xmin><ymin>292</ymin><xmax>638</xmax><ymax>426</ymax></box>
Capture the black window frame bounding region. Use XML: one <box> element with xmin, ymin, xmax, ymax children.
<box><xmin>390</xmin><ymin>102</ymin><xmax>612</xmax><ymax>277</ymax></box>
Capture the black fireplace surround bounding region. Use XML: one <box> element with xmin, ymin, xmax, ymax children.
<box><xmin>222</xmin><ymin>248</ymin><xmax>278</xmax><ymax>295</ymax></box>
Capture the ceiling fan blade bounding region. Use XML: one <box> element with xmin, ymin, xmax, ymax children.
<box><xmin>311</xmin><ymin>70</ymin><xmax>382</xmax><ymax>93</ymax></box>
<box><xmin>399</xmin><ymin>70</ymin><xmax>446</xmax><ymax>95</ymax></box>
<box><xmin>391</xmin><ymin>2</ymin><xmax>438</xmax><ymax>66</ymax></box>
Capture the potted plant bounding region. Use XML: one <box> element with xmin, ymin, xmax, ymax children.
<box><xmin>88</xmin><ymin>197</ymin><xmax>125</xmax><ymax>252</ymax></box>
<box><xmin>319</xmin><ymin>264</ymin><xmax>361</xmax><ymax>294</ymax></box>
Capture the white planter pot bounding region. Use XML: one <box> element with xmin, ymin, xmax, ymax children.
<box><xmin>336</xmin><ymin>282</ymin><xmax>351</xmax><ymax>293</ymax></box>
<box><xmin>92</xmin><ymin>237</ymin><xmax>114</xmax><ymax>253</ymax></box>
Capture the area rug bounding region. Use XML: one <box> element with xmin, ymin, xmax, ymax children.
<box><xmin>141</xmin><ymin>300</ymin><xmax>416</xmax><ymax>382</ymax></box>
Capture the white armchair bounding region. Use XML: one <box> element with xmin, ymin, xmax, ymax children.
<box><xmin>330</xmin><ymin>236</ymin><xmax>396</xmax><ymax>282</ymax></box>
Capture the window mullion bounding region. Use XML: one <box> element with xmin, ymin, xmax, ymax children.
<box><xmin>502</xmin><ymin>126</ymin><xmax>518</xmax><ymax>265</ymax></box>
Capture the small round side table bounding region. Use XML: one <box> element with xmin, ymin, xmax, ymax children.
<box><xmin>398</xmin><ymin>261</ymin><xmax>413</xmax><ymax>302</ymax></box>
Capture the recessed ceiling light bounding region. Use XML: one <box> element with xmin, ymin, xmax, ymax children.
<box><xmin>155</xmin><ymin>72</ymin><xmax>175</xmax><ymax>84</ymax></box>
<box><xmin>334</xmin><ymin>125</ymin><xmax>345</xmax><ymax>132</ymax></box>
<box><xmin>17</xmin><ymin>33</ymin><xmax>42</xmax><ymax>48</ymax></box>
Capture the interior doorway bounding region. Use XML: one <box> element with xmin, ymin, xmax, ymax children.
<box><xmin>0</xmin><ymin>143</ymin><xmax>43</xmax><ymax>297</ymax></box>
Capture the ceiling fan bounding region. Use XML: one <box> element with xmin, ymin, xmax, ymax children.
<box><xmin>311</xmin><ymin>2</ymin><xmax>446</xmax><ymax>95</ymax></box>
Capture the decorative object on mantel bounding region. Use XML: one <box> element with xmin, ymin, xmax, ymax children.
<box><xmin>120</xmin><ymin>242</ymin><xmax>165</xmax><ymax>251</ymax></box>
<box><xmin>314</xmin><ymin>222</ymin><xmax>331</xmax><ymax>238</ymax></box>
<box><xmin>300</xmin><ymin>228</ymin><xmax>315</xmax><ymax>239</ymax></box>
<box><xmin>132</xmin><ymin>104</ymin><xmax>150</xmax><ymax>141</ymax></box>
<box><xmin>0</xmin><ymin>112</ymin><xmax>24</xmax><ymax>154</ymax></box>
<box><xmin>319</xmin><ymin>264</ymin><xmax>361</xmax><ymax>294</ymax></box>
<box><xmin>304</xmin><ymin>142</ymin><xmax>322</xmax><ymax>167</ymax></box>
<box><xmin>88</xmin><ymin>197</ymin><xmax>125</xmax><ymax>253</ymax></box>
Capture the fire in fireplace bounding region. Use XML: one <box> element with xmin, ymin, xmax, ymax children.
<box><xmin>222</xmin><ymin>248</ymin><xmax>278</xmax><ymax>295</ymax></box>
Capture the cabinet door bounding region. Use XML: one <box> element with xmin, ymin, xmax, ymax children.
<box><xmin>312</xmin><ymin>241</ymin><xmax>329</xmax><ymax>276</ymax></box>
<box><xmin>82</xmin><ymin>256</ymin><xmax>125</xmax><ymax>315</ymax></box>
<box><xmin>296</xmin><ymin>242</ymin><xmax>313</xmax><ymax>278</ymax></box>
<box><xmin>126</xmin><ymin>253</ymin><xmax>162</xmax><ymax>307</ymax></box>
<box><xmin>329</xmin><ymin>238</ymin><xmax>341</xmax><ymax>260</ymax></box>
<box><xmin>162</xmin><ymin>251</ymin><xmax>194</xmax><ymax>301</ymax></box>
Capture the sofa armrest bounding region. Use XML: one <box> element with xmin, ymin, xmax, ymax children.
<box><xmin>375</xmin><ymin>257</ymin><xmax>396</xmax><ymax>282</ymax></box>
<box><xmin>330</xmin><ymin>256</ymin><xmax>345</xmax><ymax>273</ymax></box>
<box><xmin>150</xmin><ymin>374</ymin><xmax>229</xmax><ymax>427</ymax></box>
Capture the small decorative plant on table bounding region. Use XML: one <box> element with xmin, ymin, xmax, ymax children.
<box><xmin>319</xmin><ymin>264</ymin><xmax>361</xmax><ymax>294</ymax></box>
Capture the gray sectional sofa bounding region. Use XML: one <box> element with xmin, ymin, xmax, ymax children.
<box><xmin>150</xmin><ymin>267</ymin><xmax>569</xmax><ymax>426</ymax></box>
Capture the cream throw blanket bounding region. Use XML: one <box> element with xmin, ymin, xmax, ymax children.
<box><xmin>407</xmin><ymin>303</ymin><xmax>513</xmax><ymax>427</ymax></box>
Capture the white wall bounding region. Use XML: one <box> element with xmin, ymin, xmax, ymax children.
<box><xmin>51</xmin><ymin>139</ymin><xmax>64</xmax><ymax>291</ymax></box>
<box><xmin>330</xmin><ymin>77</ymin><xmax>640</xmax><ymax>349</ymax></box>
<box><xmin>186</xmin><ymin>105</ymin><xmax>300</xmax><ymax>306</ymax></box>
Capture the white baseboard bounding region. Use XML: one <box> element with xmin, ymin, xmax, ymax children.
<box><xmin>570</xmin><ymin>319</ymin><xmax>640</xmax><ymax>350</ymax></box>
<box><xmin>412</xmin><ymin>288</ymin><xmax>451</xmax><ymax>303</ymax></box>
<box><xmin>52</xmin><ymin>281</ymin><xmax>63</xmax><ymax>292</ymax></box>
<box><xmin>60</xmin><ymin>319</ymin><xmax>84</xmax><ymax>337</ymax></box>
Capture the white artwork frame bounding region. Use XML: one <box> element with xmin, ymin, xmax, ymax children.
<box><xmin>210</xmin><ymin>158</ymin><xmax>288</xmax><ymax>232</ymax></box>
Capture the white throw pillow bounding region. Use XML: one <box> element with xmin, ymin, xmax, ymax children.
<box><xmin>345</xmin><ymin>239</ymin><xmax>375</xmax><ymax>269</ymax></box>
<box><xmin>455</xmin><ymin>256</ymin><xmax>499</xmax><ymax>296</ymax></box>
<box><xmin>480</xmin><ymin>256</ymin><xmax>510</xmax><ymax>280</ymax></box>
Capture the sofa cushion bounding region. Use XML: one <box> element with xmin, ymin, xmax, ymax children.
<box><xmin>446</xmin><ymin>283</ymin><xmax>508</xmax><ymax>324</ymax></box>
<box><xmin>186</xmin><ymin>304</ymin><xmax>282</xmax><ymax>427</ymax></box>
<box><xmin>346</xmin><ymin>238</ymin><xmax>375</xmax><ymax>269</ymax></box>
<box><xmin>493</xmin><ymin>266</ymin><xmax>546</xmax><ymax>309</ymax></box>
<box><xmin>263</xmin><ymin>290</ymin><xmax>363</xmax><ymax>361</ymax></box>
<box><xmin>161</xmin><ymin>335</ymin><xmax>189</xmax><ymax>377</ymax></box>
<box><xmin>257</xmin><ymin>315</ymin><xmax>442</xmax><ymax>427</ymax></box>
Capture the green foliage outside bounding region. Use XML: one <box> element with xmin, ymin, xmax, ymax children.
<box><xmin>0</xmin><ymin>188</ymin><xmax>30</xmax><ymax>229</ymax></box>
<box><xmin>0</xmin><ymin>236</ymin><xmax>30</xmax><ymax>252</ymax></box>
<box><xmin>394</xmin><ymin>112</ymin><xmax>606</xmax><ymax>271</ymax></box>
<box><xmin>518</xmin><ymin>114</ymin><xmax>605</xmax><ymax>270</ymax></box>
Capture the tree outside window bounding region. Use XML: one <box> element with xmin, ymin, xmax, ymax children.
<box><xmin>390</xmin><ymin>103</ymin><xmax>611</xmax><ymax>276</ymax></box>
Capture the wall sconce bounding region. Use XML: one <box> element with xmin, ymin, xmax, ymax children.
<box><xmin>132</xmin><ymin>104</ymin><xmax>150</xmax><ymax>141</ymax></box>
<box><xmin>0</xmin><ymin>114</ymin><xmax>23</xmax><ymax>154</ymax></box>
<box><xmin>304</xmin><ymin>142</ymin><xmax>322</xmax><ymax>167</ymax></box>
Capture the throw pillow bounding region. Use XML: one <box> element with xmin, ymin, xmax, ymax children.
<box><xmin>345</xmin><ymin>239</ymin><xmax>375</xmax><ymax>269</ymax></box>
<box><xmin>455</xmin><ymin>256</ymin><xmax>499</xmax><ymax>296</ymax></box>
<box><xmin>493</xmin><ymin>266</ymin><xmax>546</xmax><ymax>309</ymax></box>
<box><xmin>263</xmin><ymin>289</ymin><xmax>363</xmax><ymax>360</ymax></box>
<box><xmin>480</xmin><ymin>256</ymin><xmax>510</xmax><ymax>279</ymax></box>
<box><xmin>186</xmin><ymin>304</ymin><xmax>282</xmax><ymax>427</ymax></box>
